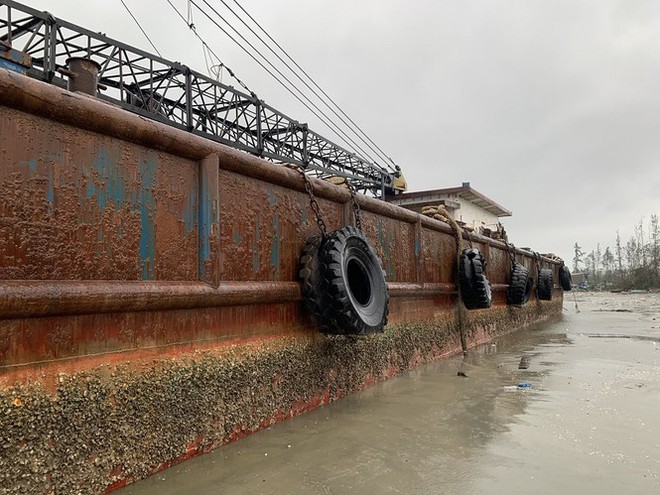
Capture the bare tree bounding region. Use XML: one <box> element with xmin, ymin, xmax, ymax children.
<box><xmin>615</xmin><ymin>229</ymin><xmax>623</xmax><ymax>273</ymax></box>
<box><xmin>573</xmin><ymin>243</ymin><xmax>584</xmax><ymax>273</ymax></box>
<box><xmin>595</xmin><ymin>243</ymin><xmax>602</xmax><ymax>282</ymax></box>
<box><xmin>603</xmin><ymin>246</ymin><xmax>614</xmax><ymax>279</ymax></box>
<box><xmin>634</xmin><ymin>218</ymin><xmax>646</xmax><ymax>267</ymax></box>
<box><xmin>586</xmin><ymin>250</ymin><xmax>596</xmax><ymax>280</ymax></box>
<box><xmin>577</xmin><ymin>214</ymin><xmax>658</xmax><ymax>290</ymax></box>
<box><xmin>651</xmin><ymin>214</ymin><xmax>659</xmax><ymax>278</ymax></box>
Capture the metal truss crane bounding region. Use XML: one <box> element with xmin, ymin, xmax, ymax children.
<box><xmin>0</xmin><ymin>0</ymin><xmax>403</xmax><ymax>196</ymax></box>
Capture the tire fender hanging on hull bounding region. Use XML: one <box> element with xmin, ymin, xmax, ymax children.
<box><xmin>507</xmin><ymin>262</ymin><xmax>534</xmax><ymax>306</ymax></box>
<box><xmin>537</xmin><ymin>268</ymin><xmax>554</xmax><ymax>301</ymax></box>
<box><xmin>458</xmin><ymin>248</ymin><xmax>492</xmax><ymax>310</ymax></box>
<box><xmin>559</xmin><ymin>264</ymin><xmax>572</xmax><ymax>291</ymax></box>
<box><xmin>299</xmin><ymin>227</ymin><xmax>389</xmax><ymax>335</ymax></box>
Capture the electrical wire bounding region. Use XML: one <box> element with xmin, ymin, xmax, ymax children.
<box><xmin>194</xmin><ymin>0</ymin><xmax>386</xmax><ymax>172</ymax></box>
<box><xmin>118</xmin><ymin>0</ymin><xmax>162</xmax><ymax>57</ymax></box>
<box><xmin>165</xmin><ymin>0</ymin><xmax>255</xmax><ymax>95</ymax></box>
<box><xmin>229</xmin><ymin>0</ymin><xmax>397</xmax><ymax>172</ymax></box>
<box><xmin>165</xmin><ymin>0</ymin><xmax>391</xmax><ymax>178</ymax></box>
<box><xmin>218</xmin><ymin>0</ymin><xmax>394</xmax><ymax>170</ymax></box>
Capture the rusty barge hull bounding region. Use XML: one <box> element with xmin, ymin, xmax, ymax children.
<box><xmin>0</xmin><ymin>69</ymin><xmax>562</xmax><ymax>494</ymax></box>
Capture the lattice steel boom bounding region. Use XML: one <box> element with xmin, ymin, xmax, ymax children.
<box><xmin>0</xmin><ymin>0</ymin><xmax>402</xmax><ymax>196</ymax></box>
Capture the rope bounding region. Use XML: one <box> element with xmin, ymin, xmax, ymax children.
<box><xmin>422</xmin><ymin>205</ymin><xmax>468</xmax><ymax>354</ymax></box>
<box><xmin>572</xmin><ymin>288</ymin><xmax>580</xmax><ymax>313</ymax></box>
<box><xmin>506</xmin><ymin>241</ymin><xmax>517</xmax><ymax>268</ymax></box>
<box><xmin>559</xmin><ymin>261</ymin><xmax>580</xmax><ymax>313</ymax></box>
<box><xmin>165</xmin><ymin>0</ymin><xmax>255</xmax><ymax>95</ymax></box>
<box><xmin>422</xmin><ymin>205</ymin><xmax>463</xmax><ymax>254</ymax></box>
<box><xmin>534</xmin><ymin>251</ymin><xmax>542</xmax><ymax>280</ymax></box>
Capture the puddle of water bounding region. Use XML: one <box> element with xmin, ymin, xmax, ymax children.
<box><xmin>121</xmin><ymin>293</ymin><xmax>660</xmax><ymax>495</ymax></box>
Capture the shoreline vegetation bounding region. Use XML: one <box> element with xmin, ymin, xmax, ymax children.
<box><xmin>573</xmin><ymin>214</ymin><xmax>659</xmax><ymax>291</ymax></box>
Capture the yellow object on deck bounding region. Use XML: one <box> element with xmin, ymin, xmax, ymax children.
<box><xmin>393</xmin><ymin>171</ymin><xmax>408</xmax><ymax>192</ymax></box>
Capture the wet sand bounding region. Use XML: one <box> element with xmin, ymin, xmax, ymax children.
<box><xmin>121</xmin><ymin>292</ymin><xmax>660</xmax><ymax>495</ymax></box>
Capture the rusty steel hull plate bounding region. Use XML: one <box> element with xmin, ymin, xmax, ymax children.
<box><xmin>0</xmin><ymin>70</ymin><xmax>564</xmax><ymax>493</ymax></box>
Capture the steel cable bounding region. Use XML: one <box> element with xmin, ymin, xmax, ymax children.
<box><xmin>193</xmin><ymin>0</ymin><xmax>386</xmax><ymax>172</ymax></box>
<box><xmin>221</xmin><ymin>0</ymin><xmax>396</xmax><ymax>170</ymax></box>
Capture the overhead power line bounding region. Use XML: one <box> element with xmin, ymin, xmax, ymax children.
<box><xmin>192</xmin><ymin>0</ymin><xmax>386</xmax><ymax>172</ymax></box>
<box><xmin>218</xmin><ymin>0</ymin><xmax>394</xmax><ymax>170</ymax></box>
<box><xmin>229</xmin><ymin>0</ymin><xmax>398</xmax><ymax>171</ymax></box>
<box><xmin>165</xmin><ymin>0</ymin><xmax>255</xmax><ymax>95</ymax></box>
<box><xmin>167</xmin><ymin>0</ymin><xmax>397</xmax><ymax>173</ymax></box>
<box><xmin>118</xmin><ymin>0</ymin><xmax>162</xmax><ymax>57</ymax></box>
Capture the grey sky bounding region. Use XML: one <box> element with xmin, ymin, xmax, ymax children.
<box><xmin>19</xmin><ymin>0</ymin><xmax>660</xmax><ymax>263</ymax></box>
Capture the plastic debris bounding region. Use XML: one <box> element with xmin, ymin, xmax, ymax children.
<box><xmin>503</xmin><ymin>382</ymin><xmax>532</xmax><ymax>391</ymax></box>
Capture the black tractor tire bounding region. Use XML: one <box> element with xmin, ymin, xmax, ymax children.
<box><xmin>459</xmin><ymin>248</ymin><xmax>492</xmax><ymax>310</ymax></box>
<box><xmin>537</xmin><ymin>268</ymin><xmax>554</xmax><ymax>301</ymax></box>
<box><xmin>559</xmin><ymin>265</ymin><xmax>572</xmax><ymax>291</ymax></box>
<box><xmin>507</xmin><ymin>262</ymin><xmax>532</xmax><ymax>305</ymax></box>
<box><xmin>524</xmin><ymin>275</ymin><xmax>534</xmax><ymax>302</ymax></box>
<box><xmin>299</xmin><ymin>236</ymin><xmax>341</xmax><ymax>332</ymax></box>
<box><xmin>317</xmin><ymin>226</ymin><xmax>389</xmax><ymax>335</ymax></box>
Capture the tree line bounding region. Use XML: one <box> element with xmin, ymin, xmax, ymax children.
<box><xmin>573</xmin><ymin>214</ymin><xmax>659</xmax><ymax>290</ymax></box>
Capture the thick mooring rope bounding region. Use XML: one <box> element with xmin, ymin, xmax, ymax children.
<box><xmin>422</xmin><ymin>205</ymin><xmax>468</xmax><ymax>354</ymax></box>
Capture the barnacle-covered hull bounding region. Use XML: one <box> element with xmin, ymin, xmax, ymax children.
<box><xmin>0</xmin><ymin>69</ymin><xmax>562</xmax><ymax>493</ymax></box>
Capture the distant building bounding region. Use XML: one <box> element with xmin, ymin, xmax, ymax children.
<box><xmin>571</xmin><ymin>272</ymin><xmax>588</xmax><ymax>289</ymax></box>
<box><xmin>387</xmin><ymin>182</ymin><xmax>512</xmax><ymax>236</ymax></box>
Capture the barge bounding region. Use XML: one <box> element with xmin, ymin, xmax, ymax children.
<box><xmin>0</xmin><ymin>2</ymin><xmax>567</xmax><ymax>493</ymax></box>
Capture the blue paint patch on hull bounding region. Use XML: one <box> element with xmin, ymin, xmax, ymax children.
<box><xmin>184</xmin><ymin>187</ymin><xmax>198</xmax><ymax>237</ymax></box>
<box><xmin>0</xmin><ymin>58</ymin><xmax>27</xmax><ymax>74</ymax></box>
<box><xmin>139</xmin><ymin>155</ymin><xmax>157</xmax><ymax>280</ymax></box>
<box><xmin>46</xmin><ymin>166</ymin><xmax>55</xmax><ymax>213</ymax></box>
<box><xmin>267</xmin><ymin>184</ymin><xmax>277</xmax><ymax>206</ymax></box>
<box><xmin>198</xmin><ymin>174</ymin><xmax>212</xmax><ymax>280</ymax></box>
<box><xmin>270</xmin><ymin>213</ymin><xmax>281</xmax><ymax>278</ymax></box>
<box><xmin>84</xmin><ymin>148</ymin><xmax>128</xmax><ymax>212</ymax></box>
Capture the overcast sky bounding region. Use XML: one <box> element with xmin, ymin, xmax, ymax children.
<box><xmin>16</xmin><ymin>0</ymin><xmax>660</xmax><ymax>263</ymax></box>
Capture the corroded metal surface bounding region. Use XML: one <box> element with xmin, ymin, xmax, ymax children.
<box><xmin>0</xmin><ymin>107</ymin><xmax>199</xmax><ymax>281</ymax></box>
<box><xmin>0</xmin><ymin>41</ymin><xmax>32</xmax><ymax>73</ymax></box>
<box><xmin>361</xmin><ymin>210</ymin><xmax>417</xmax><ymax>283</ymax></box>
<box><xmin>0</xmin><ymin>300</ymin><xmax>562</xmax><ymax>495</ymax></box>
<box><xmin>217</xmin><ymin>169</ymin><xmax>343</xmax><ymax>282</ymax></box>
<box><xmin>62</xmin><ymin>57</ymin><xmax>102</xmax><ymax>96</ymax></box>
<box><xmin>0</xmin><ymin>70</ymin><xmax>564</xmax><ymax>493</ymax></box>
